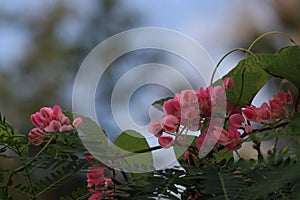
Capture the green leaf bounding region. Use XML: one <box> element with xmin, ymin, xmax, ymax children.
<box><xmin>74</xmin><ymin>114</ymin><xmax>111</xmax><ymax>160</ymax></box>
<box><xmin>114</xmin><ymin>130</ymin><xmax>154</xmax><ymax>172</ymax></box>
<box><xmin>245</xmin><ymin>160</ymin><xmax>300</xmax><ymax>199</ymax></box>
<box><xmin>115</xmin><ymin>130</ymin><xmax>150</xmax><ymax>152</ymax></box>
<box><xmin>151</xmin><ymin>96</ymin><xmax>173</xmax><ymax>112</ymax></box>
<box><xmin>264</xmin><ymin>45</ymin><xmax>300</xmax><ymax>88</ymax></box>
<box><xmin>222</xmin><ymin>53</ymin><xmax>274</xmax><ymax>106</ymax></box>
<box><xmin>213</xmin><ymin>148</ymin><xmax>233</xmax><ymax>164</ymax></box>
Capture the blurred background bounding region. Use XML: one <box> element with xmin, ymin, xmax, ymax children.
<box><xmin>0</xmin><ymin>0</ymin><xmax>300</xmax><ymax>198</ymax></box>
<box><xmin>0</xmin><ymin>0</ymin><xmax>300</xmax><ymax>137</ymax></box>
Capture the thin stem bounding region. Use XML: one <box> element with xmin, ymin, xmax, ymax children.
<box><xmin>115</xmin><ymin>145</ymin><xmax>162</xmax><ymax>159</ymax></box>
<box><xmin>234</xmin><ymin>150</ymin><xmax>241</xmax><ymax>159</ymax></box>
<box><xmin>11</xmin><ymin>135</ymin><xmax>55</xmax><ymax>174</ymax></box>
<box><xmin>247</xmin><ymin>31</ymin><xmax>297</xmax><ymax>59</ymax></box>
<box><xmin>34</xmin><ymin>135</ymin><xmax>55</xmax><ymax>158</ymax></box>
<box><xmin>273</xmin><ymin>137</ymin><xmax>279</xmax><ymax>154</ymax></box>
<box><xmin>23</xmin><ymin>167</ymin><xmax>36</xmax><ymax>199</ymax></box>
<box><xmin>240</xmin><ymin>121</ymin><xmax>288</xmax><ymax>138</ymax></box>
<box><xmin>4</xmin><ymin>133</ymin><xmax>52</xmax><ymax>199</ymax></box>
<box><xmin>210</xmin><ymin>48</ymin><xmax>257</xmax><ymax>85</ymax></box>
<box><xmin>112</xmin><ymin>163</ymin><xmax>116</xmax><ymax>200</ymax></box>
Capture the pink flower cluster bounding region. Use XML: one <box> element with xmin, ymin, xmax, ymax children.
<box><xmin>86</xmin><ymin>158</ymin><xmax>114</xmax><ymax>200</ymax></box>
<box><xmin>148</xmin><ymin>78</ymin><xmax>234</xmax><ymax>149</ymax></box>
<box><xmin>149</xmin><ymin>77</ymin><xmax>294</xmax><ymax>155</ymax></box>
<box><xmin>28</xmin><ymin>105</ymin><xmax>82</xmax><ymax>146</ymax></box>
<box><xmin>242</xmin><ymin>91</ymin><xmax>293</xmax><ymax>123</ymax></box>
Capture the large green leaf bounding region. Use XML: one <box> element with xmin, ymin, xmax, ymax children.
<box><xmin>114</xmin><ymin>130</ymin><xmax>154</xmax><ymax>172</ymax></box>
<box><xmin>264</xmin><ymin>45</ymin><xmax>300</xmax><ymax>88</ymax></box>
<box><xmin>222</xmin><ymin>53</ymin><xmax>274</xmax><ymax>106</ymax></box>
<box><xmin>114</xmin><ymin>130</ymin><xmax>151</xmax><ymax>152</ymax></box>
<box><xmin>73</xmin><ymin>114</ymin><xmax>116</xmax><ymax>164</ymax></box>
<box><xmin>218</xmin><ymin>46</ymin><xmax>299</xmax><ymax>106</ymax></box>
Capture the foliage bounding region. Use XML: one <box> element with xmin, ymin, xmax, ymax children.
<box><xmin>0</xmin><ymin>33</ymin><xmax>300</xmax><ymax>199</ymax></box>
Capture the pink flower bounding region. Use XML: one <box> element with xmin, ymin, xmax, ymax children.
<box><xmin>242</xmin><ymin>105</ymin><xmax>270</xmax><ymax>123</ymax></box>
<box><xmin>223</xmin><ymin>77</ymin><xmax>234</xmax><ymax>89</ymax></box>
<box><xmin>242</xmin><ymin>106</ymin><xmax>257</xmax><ymax>122</ymax></box>
<box><xmin>29</xmin><ymin>105</ymin><xmax>84</xmax><ymax>145</ymax></box>
<box><xmin>86</xmin><ymin>156</ymin><xmax>94</xmax><ymax>162</ymax></box>
<box><xmin>44</xmin><ymin>120</ymin><xmax>61</xmax><ymax>132</ymax></box>
<box><xmin>158</xmin><ymin>136</ymin><xmax>174</xmax><ymax>148</ymax></box>
<box><xmin>210</xmin><ymin>85</ymin><xmax>225</xmax><ymax>105</ymax></box>
<box><xmin>244</xmin><ymin>125</ymin><xmax>252</xmax><ymax>133</ymax></box>
<box><xmin>184</xmin><ymin>151</ymin><xmax>191</xmax><ymax>161</ymax></box>
<box><xmin>61</xmin><ymin>116</ymin><xmax>70</xmax><ymax>125</ymax></box>
<box><xmin>180</xmin><ymin>90</ymin><xmax>198</xmax><ymax>108</ymax></box>
<box><xmin>104</xmin><ymin>178</ymin><xmax>114</xmax><ymax>188</ymax></box>
<box><xmin>59</xmin><ymin>125</ymin><xmax>73</xmax><ymax>132</ymax></box>
<box><xmin>198</xmin><ymin>87</ymin><xmax>212</xmax><ymax>116</ymax></box>
<box><xmin>195</xmin><ymin>132</ymin><xmax>206</xmax><ymax>150</ymax></box>
<box><xmin>180</xmin><ymin>106</ymin><xmax>202</xmax><ymax>131</ymax></box>
<box><xmin>52</xmin><ymin>105</ymin><xmax>63</xmax><ymax>120</ymax></box>
<box><xmin>215</xmin><ymin>127</ymin><xmax>241</xmax><ymax>150</ymax></box>
<box><xmin>87</xmin><ymin>165</ymin><xmax>106</xmax><ymax>190</ymax></box>
<box><xmin>86</xmin><ymin>165</ymin><xmax>114</xmax><ymax>200</ymax></box>
<box><xmin>31</xmin><ymin>112</ymin><xmax>47</xmax><ymax>127</ymax></box>
<box><xmin>40</xmin><ymin>107</ymin><xmax>53</xmax><ymax>121</ymax></box>
<box><xmin>242</xmin><ymin>91</ymin><xmax>293</xmax><ymax>123</ymax></box>
<box><xmin>227</xmin><ymin>102</ymin><xmax>241</xmax><ymax>115</ymax></box>
<box><xmin>73</xmin><ymin>117</ymin><xmax>83</xmax><ymax>128</ymax></box>
<box><xmin>181</xmin><ymin>106</ymin><xmax>199</xmax><ymax>120</ymax></box>
<box><xmin>161</xmin><ymin>115</ymin><xmax>179</xmax><ymax>133</ymax></box>
<box><xmin>269</xmin><ymin>91</ymin><xmax>292</xmax><ymax>118</ymax></box>
<box><xmin>195</xmin><ymin>128</ymin><xmax>218</xmax><ymax>151</ymax></box>
<box><xmin>28</xmin><ymin>128</ymin><xmax>45</xmax><ymax>146</ymax></box>
<box><xmin>148</xmin><ymin>120</ymin><xmax>164</xmax><ymax>137</ymax></box>
<box><xmin>229</xmin><ymin>114</ymin><xmax>244</xmax><ymax>129</ymax></box>
<box><xmin>184</xmin><ymin>151</ymin><xmax>198</xmax><ymax>165</ymax></box>
<box><xmin>163</xmin><ymin>96</ymin><xmax>181</xmax><ymax>119</ymax></box>
<box><xmin>88</xmin><ymin>192</ymin><xmax>103</xmax><ymax>200</ymax></box>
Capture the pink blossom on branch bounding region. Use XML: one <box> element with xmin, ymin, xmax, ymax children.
<box><xmin>214</xmin><ymin>126</ymin><xmax>241</xmax><ymax>150</ymax></box>
<box><xmin>86</xmin><ymin>164</ymin><xmax>114</xmax><ymax>200</ymax></box>
<box><xmin>244</xmin><ymin>125</ymin><xmax>252</xmax><ymax>133</ymax></box>
<box><xmin>163</xmin><ymin>94</ymin><xmax>181</xmax><ymax>120</ymax></box>
<box><xmin>28</xmin><ymin>128</ymin><xmax>46</xmax><ymax>146</ymax></box>
<box><xmin>87</xmin><ymin>165</ymin><xmax>106</xmax><ymax>190</ymax></box>
<box><xmin>223</xmin><ymin>77</ymin><xmax>234</xmax><ymax>89</ymax></box>
<box><xmin>161</xmin><ymin>115</ymin><xmax>179</xmax><ymax>133</ymax></box>
<box><xmin>73</xmin><ymin>117</ymin><xmax>83</xmax><ymax>128</ymax></box>
<box><xmin>158</xmin><ymin>136</ymin><xmax>174</xmax><ymax>148</ymax></box>
<box><xmin>28</xmin><ymin>105</ymin><xmax>82</xmax><ymax>146</ymax></box>
<box><xmin>148</xmin><ymin>120</ymin><xmax>164</xmax><ymax>138</ymax></box>
<box><xmin>229</xmin><ymin>114</ymin><xmax>244</xmax><ymax>129</ymax></box>
<box><xmin>180</xmin><ymin>90</ymin><xmax>198</xmax><ymax>108</ymax></box>
<box><xmin>44</xmin><ymin>120</ymin><xmax>61</xmax><ymax>132</ymax></box>
<box><xmin>242</xmin><ymin>91</ymin><xmax>293</xmax><ymax>123</ymax></box>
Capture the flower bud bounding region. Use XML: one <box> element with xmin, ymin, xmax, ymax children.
<box><xmin>224</xmin><ymin>77</ymin><xmax>234</xmax><ymax>89</ymax></box>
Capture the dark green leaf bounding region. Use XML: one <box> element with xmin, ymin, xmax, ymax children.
<box><xmin>265</xmin><ymin>46</ymin><xmax>300</xmax><ymax>88</ymax></box>
<box><xmin>114</xmin><ymin>130</ymin><xmax>154</xmax><ymax>172</ymax></box>
<box><xmin>222</xmin><ymin>53</ymin><xmax>274</xmax><ymax>106</ymax></box>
